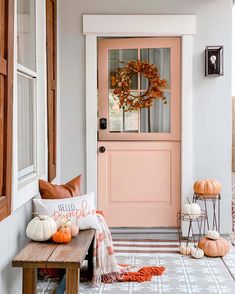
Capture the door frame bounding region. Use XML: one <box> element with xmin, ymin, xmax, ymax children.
<box><xmin>83</xmin><ymin>15</ymin><xmax>196</xmax><ymax>211</ymax></box>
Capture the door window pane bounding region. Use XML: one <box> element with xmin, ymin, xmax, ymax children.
<box><xmin>140</xmin><ymin>48</ymin><xmax>170</xmax><ymax>90</ymax></box>
<box><xmin>109</xmin><ymin>92</ymin><xmax>123</xmax><ymax>132</ymax></box>
<box><xmin>123</xmin><ymin>107</ymin><xmax>139</xmax><ymax>132</ymax></box>
<box><xmin>109</xmin><ymin>92</ymin><xmax>139</xmax><ymax>133</ymax></box>
<box><xmin>17</xmin><ymin>0</ymin><xmax>36</xmax><ymax>70</ymax></box>
<box><xmin>140</xmin><ymin>92</ymin><xmax>170</xmax><ymax>133</ymax></box>
<box><xmin>109</xmin><ymin>49</ymin><xmax>138</xmax><ymax>90</ymax></box>
<box><xmin>17</xmin><ymin>74</ymin><xmax>35</xmax><ymax>177</ymax></box>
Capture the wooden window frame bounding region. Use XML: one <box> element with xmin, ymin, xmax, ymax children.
<box><xmin>46</xmin><ymin>0</ymin><xmax>57</xmax><ymax>182</ymax></box>
<box><xmin>0</xmin><ymin>0</ymin><xmax>14</xmax><ymax>221</ymax></box>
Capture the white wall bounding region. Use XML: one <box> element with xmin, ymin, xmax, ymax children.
<box><xmin>58</xmin><ymin>0</ymin><xmax>232</xmax><ymax>233</ymax></box>
<box><xmin>0</xmin><ymin>202</ymin><xmax>32</xmax><ymax>293</ymax></box>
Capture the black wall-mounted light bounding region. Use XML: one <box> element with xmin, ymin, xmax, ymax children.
<box><xmin>205</xmin><ymin>46</ymin><xmax>224</xmax><ymax>76</ymax></box>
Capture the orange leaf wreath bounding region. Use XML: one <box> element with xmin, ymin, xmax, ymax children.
<box><xmin>111</xmin><ymin>60</ymin><xmax>167</xmax><ymax>112</ymax></box>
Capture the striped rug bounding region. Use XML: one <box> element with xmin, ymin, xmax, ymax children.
<box><xmin>113</xmin><ymin>239</ymin><xmax>180</xmax><ymax>254</ymax></box>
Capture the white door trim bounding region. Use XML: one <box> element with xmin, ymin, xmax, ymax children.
<box><xmin>83</xmin><ymin>15</ymin><xmax>196</xmax><ymax>209</ymax></box>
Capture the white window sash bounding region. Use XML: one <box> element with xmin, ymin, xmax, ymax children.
<box><xmin>17</xmin><ymin>72</ymin><xmax>37</xmax><ymax>180</ymax></box>
<box><xmin>18</xmin><ymin>165</ymin><xmax>34</xmax><ymax>179</ymax></box>
<box><xmin>17</xmin><ymin>63</ymin><xmax>37</xmax><ymax>78</ymax></box>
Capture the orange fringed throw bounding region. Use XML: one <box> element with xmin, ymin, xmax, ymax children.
<box><xmin>101</xmin><ymin>266</ymin><xmax>165</xmax><ymax>283</ymax></box>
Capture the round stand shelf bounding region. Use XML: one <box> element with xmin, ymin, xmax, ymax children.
<box><xmin>177</xmin><ymin>210</ymin><xmax>207</xmax><ymax>248</ymax></box>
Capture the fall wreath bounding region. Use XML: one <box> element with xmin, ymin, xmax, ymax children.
<box><xmin>111</xmin><ymin>60</ymin><xmax>167</xmax><ymax>112</ymax></box>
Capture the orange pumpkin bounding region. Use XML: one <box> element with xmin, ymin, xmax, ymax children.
<box><xmin>193</xmin><ymin>179</ymin><xmax>221</xmax><ymax>196</ymax></box>
<box><xmin>198</xmin><ymin>237</ymin><xmax>230</xmax><ymax>257</ymax></box>
<box><xmin>52</xmin><ymin>226</ymin><xmax>71</xmax><ymax>243</ymax></box>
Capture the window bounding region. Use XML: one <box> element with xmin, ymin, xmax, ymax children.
<box><xmin>17</xmin><ymin>0</ymin><xmax>37</xmax><ymax>180</ymax></box>
<box><xmin>0</xmin><ymin>0</ymin><xmax>47</xmax><ymax>216</ymax></box>
<box><xmin>12</xmin><ymin>0</ymin><xmax>47</xmax><ymax>211</ymax></box>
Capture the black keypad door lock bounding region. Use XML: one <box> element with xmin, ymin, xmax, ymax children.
<box><xmin>100</xmin><ymin>118</ymin><xmax>107</xmax><ymax>130</ymax></box>
<box><xmin>99</xmin><ymin>146</ymin><xmax>106</xmax><ymax>153</ymax></box>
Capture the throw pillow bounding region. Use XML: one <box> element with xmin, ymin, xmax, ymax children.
<box><xmin>39</xmin><ymin>175</ymin><xmax>81</xmax><ymax>199</ymax></box>
<box><xmin>33</xmin><ymin>192</ymin><xmax>99</xmax><ymax>230</ymax></box>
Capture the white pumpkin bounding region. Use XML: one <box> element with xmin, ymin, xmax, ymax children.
<box><xmin>207</xmin><ymin>230</ymin><xmax>220</xmax><ymax>240</ymax></box>
<box><xmin>179</xmin><ymin>245</ymin><xmax>191</xmax><ymax>255</ymax></box>
<box><xmin>26</xmin><ymin>214</ymin><xmax>57</xmax><ymax>241</ymax></box>
<box><xmin>183</xmin><ymin>203</ymin><xmax>201</xmax><ymax>219</ymax></box>
<box><xmin>191</xmin><ymin>248</ymin><xmax>204</xmax><ymax>259</ymax></box>
<box><xmin>70</xmin><ymin>223</ymin><xmax>79</xmax><ymax>237</ymax></box>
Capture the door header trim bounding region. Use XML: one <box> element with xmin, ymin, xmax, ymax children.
<box><xmin>83</xmin><ymin>15</ymin><xmax>196</xmax><ymax>36</ymax></box>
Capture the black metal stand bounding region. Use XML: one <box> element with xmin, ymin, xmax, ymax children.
<box><xmin>177</xmin><ymin>211</ymin><xmax>207</xmax><ymax>248</ymax></box>
<box><xmin>193</xmin><ymin>193</ymin><xmax>221</xmax><ymax>232</ymax></box>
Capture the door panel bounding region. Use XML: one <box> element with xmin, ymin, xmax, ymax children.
<box><xmin>98</xmin><ymin>141</ymin><xmax>180</xmax><ymax>227</ymax></box>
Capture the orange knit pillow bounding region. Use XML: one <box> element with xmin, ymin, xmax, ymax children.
<box><xmin>39</xmin><ymin>175</ymin><xmax>81</xmax><ymax>199</ymax></box>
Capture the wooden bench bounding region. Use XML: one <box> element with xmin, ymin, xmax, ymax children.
<box><xmin>12</xmin><ymin>229</ymin><xmax>95</xmax><ymax>294</ymax></box>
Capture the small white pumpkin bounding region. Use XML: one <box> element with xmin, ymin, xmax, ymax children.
<box><xmin>191</xmin><ymin>247</ymin><xmax>204</xmax><ymax>259</ymax></box>
<box><xmin>26</xmin><ymin>214</ymin><xmax>57</xmax><ymax>241</ymax></box>
<box><xmin>183</xmin><ymin>203</ymin><xmax>201</xmax><ymax>219</ymax></box>
<box><xmin>179</xmin><ymin>245</ymin><xmax>191</xmax><ymax>255</ymax></box>
<box><xmin>70</xmin><ymin>223</ymin><xmax>79</xmax><ymax>237</ymax></box>
<box><xmin>207</xmin><ymin>230</ymin><xmax>220</xmax><ymax>240</ymax></box>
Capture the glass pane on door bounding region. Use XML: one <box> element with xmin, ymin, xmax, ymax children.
<box><xmin>108</xmin><ymin>47</ymin><xmax>171</xmax><ymax>134</ymax></box>
<box><xmin>108</xmin><ymin>49</ymin><xmax>138</xmax><ymax>90</ymax></box>
<box><xmin>109</xmin><ymin>92</ymin><xmax>139</xmax><ymax>132</ymax></box>
<box><xmin>140</xmin><ymin>92</ymin><xmax>170</xmax><ymax>133</ymax></box>
<box><xmin>140</xmin><ymin>48</ymin><xmax>171</xmax><ymax>90</ymax></box>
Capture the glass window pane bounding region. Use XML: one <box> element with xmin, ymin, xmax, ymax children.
<box><xmin>140</xmin><ymin>92</ymin><xmax>170</xmax><ymax>133</ymax></box>
<box><xmin>17</xmin><ymin>0</ymin><xmax>36</xmax><ymax>70</ymax></box>
<box><xmin>109</xmin><ymin>92</ymin><xmax>140</xmax><ymax>133</ymax></box>
<box><xmin>109</xmin><ymin>49</ymin><xmax>138</xmax><ymax>90</ymax></box>
<box><xmin>124</xmin><ymin>108</ymin><xmax>139</xmax><ymax>132</ymax></box>
<box><xmin>17</xmin><ymin>74</ymin><xmax>35</xmax><ymax>175</ymax></box>
<box><xmin>109</xmin><ymin>92</ymin><xmax>123</xmax><ymax>132</ymax></box>
<box><xmin>140</xmin><ymin>48</ymin><xmax>170</xmax><ymax>90</ymax></box>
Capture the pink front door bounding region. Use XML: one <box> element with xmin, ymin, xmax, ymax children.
<box><xmin>98</xmin><ymin>37</ymin><xmax>181</xmax><ymax>227</ymax></box>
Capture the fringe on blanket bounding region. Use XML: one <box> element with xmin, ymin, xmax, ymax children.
<box><xmin>93</xmin><ymin>213</ymin><xmax>165</xmax><ymax>285</ymax></box>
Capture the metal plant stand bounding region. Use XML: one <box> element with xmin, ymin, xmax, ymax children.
<box><xmin>193</xmin><ymin>193</ymin><xmax>221</xmax><ymax>232</ymax></box>
<box><xmin>177</xmin><ymin>211</ymin><xmax>207</xmax><ymax>248</ymax></box>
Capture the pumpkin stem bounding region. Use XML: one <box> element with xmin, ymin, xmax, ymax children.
<box><xmin>60</xmin><ymin>218</ymin><xmax>71</xmax><ymax>229</ymax></box>
<box><xmin>33</xmin><ymin>212</ymin><xmax>44</xmax><ymax>220</ymax></box>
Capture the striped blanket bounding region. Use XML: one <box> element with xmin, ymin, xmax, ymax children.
<box><xmin>93</xmin><ymin>213</ymin><xmax>123</xmax><ymax>284</ymax></box>
<box><xmin>93</xmin><ymin>213</ymin><xmax>165</xmax><ymax>285</ymax></box>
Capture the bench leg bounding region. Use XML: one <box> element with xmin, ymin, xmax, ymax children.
<box><xmin>23</xmin><ymin>268</ymin><xmax>36</xmax><ymax>294</ymax></box>
<box><xmin>66</xmin><ymin>268</ymin><xmax>80</xmax><ymax>294</ymax></box>
<box><xmin>87</xmin><ymin>237</ymin><xmax>94</xmax><ymax>280</ymax></box>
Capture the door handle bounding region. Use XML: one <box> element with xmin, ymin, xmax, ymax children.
<box><xmin>99</xmin><ymin>146</ymin><xmax>106</xmax><ymax>153</ymax></box>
